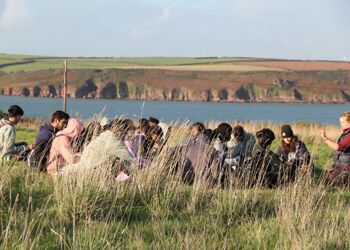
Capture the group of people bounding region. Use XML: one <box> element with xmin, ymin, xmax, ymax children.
<box><xmin>1</xmin><ymin>104</ymin><xmax>350</xmax><ymax>187</ymax></box>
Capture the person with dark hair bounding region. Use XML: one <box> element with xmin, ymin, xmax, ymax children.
<box><xmin>72</xmin><ymin>121</ymin><xmax>102</xmax><ymax>153</ymax></box>
<box><xmin>124</xmin><ymin>119</ymin><xmax>150</xmax><ymax>165</ymax></box>
<box><xmin>226</xmin><ymin>125</ymin><xmax>256</xmax><ymax>165</ymax></box>
<box><xmin>276</xmin><ymin>124</ymin><xmax>311</xmax><ymax>175</ymax></box>
<box><xmin>0</xmin><ymin>105</ymin><xmax>28</xmax><ymax>160</ymax></box>
<box><xmin>47</xmin><ymin>119</ymin><xmax>84</xmax><ymax>174</ymax></box>
<box><xmin>143</xmin><ymin>125</ymin><xmax>164</xmax><ymax>161</ymax></box>
<box><xmin>207</xmin><ymin>123</ymin><xmax>233</xmax><ymax>186</ymax></box>
<box><xmin>34</xmin><ymin>111</ymin><xmax>70</xmax><ymax>146</ymax></box>
<box><xmin>203</xmin><ymin>128</ymin><xmax>213</xmax><ymax>142</ymax></box>
<box><xmin>243</xmin><ymin>128</ymin><xmax>290</xmax><ymax>187</ymax></box>
<box><xmin>27</xmin><ymin>111</ymin><xmax>70</xmax><ymax>171</ymax></box>
<box><xmin>148</xmin><ymin>117</ymin><xmax>160</xmax><ymax>127</ymax></box>
<box><xmin>181</xmin><ymin>122</ymin><xmax>210</xmax><ymax>184</ymax></box>
<box><xmin>211</xmin><ymin>123</ymin><xmax>232</xmax><ymax>153</ymax></box>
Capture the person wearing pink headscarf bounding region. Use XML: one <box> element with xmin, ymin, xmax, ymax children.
<box><xmin>47</xmin><ymin>119</ymin><xmax>84</xmax><ymax>174</ymax></box>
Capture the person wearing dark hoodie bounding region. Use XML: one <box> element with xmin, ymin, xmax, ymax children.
<box><xmin>276</xmin><ymin>124</ymin><xmax>311</xmax><ymax>176</ymax></box>
<box><xmin>34</xmin><ymin>111</ymin><xmax>70</xmax><ymax>146</ymax></box>
<box><xmin>244</xmin><ymin>128</ymin><xmax>289</xmax><ymax>187</ymax></box>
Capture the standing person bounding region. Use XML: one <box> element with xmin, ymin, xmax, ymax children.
<box><xmin>34</xmin><ymin>111</ymin><xmax>69</xmax><ymax>145</ymax></box>
<box><xmin>320</xmin><ymin>112</ymin><xmax>350</xmax><ymax>186</ymax></box>
<box><xmin>276</xmin><ymin>124</ymin><xmax>311</xmax><ymax>175</ymax></box>
<box><xmin>47</xmin><ymin>119</ymin><xmax>84</xmax><ymax>174</ymax></box>
<box><xmin>0</xmin><ymin>105</ymin><xmax>29</xmax><ymax>161</ymax></box>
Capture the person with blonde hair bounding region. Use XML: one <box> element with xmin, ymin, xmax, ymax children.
<box><xmin>320</xmin><ymin>112</ymin><xmax>350</xmax><ymax>186</ymax></box>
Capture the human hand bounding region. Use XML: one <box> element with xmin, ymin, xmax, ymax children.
<box><xmin>319</xmin><ymin>129</ymin><xmax>327</xmax><ymax>140</ymax></box>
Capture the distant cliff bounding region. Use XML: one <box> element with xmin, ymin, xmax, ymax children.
<box><xmin>1</xmin><ymin>68</ymin><xmax>350</xmax><ymax>103</ymax></box>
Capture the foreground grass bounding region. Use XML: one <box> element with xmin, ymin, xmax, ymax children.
<box><xmin>1</xmin><ymin>123</ymin><xmax>348</xmax><ymax>249</ymax></box>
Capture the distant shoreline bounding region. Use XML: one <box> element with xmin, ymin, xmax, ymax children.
<box><xmin>1</xmin><ymin>95</ymin><xmax>349</xmax><ymax>105</ymax></box>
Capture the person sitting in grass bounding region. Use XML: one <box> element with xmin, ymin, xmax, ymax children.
<box><xmin>148</xmin><ymin>117</ymin><xmax>160</xmax><ymax>127</ymax></box>
<box><xmin>124</xmin><ymin>118</ymin><xmax>150</xmax><ymax>167</ymax></box>
<box><xmin>34</xmin><ymin>111</ymin><xmax>69</xmax><ymax>146</ymax></box>
<box><xmin>47</xmin><ymin>119</ymin><xmax>84</xmax><ymax>174</ymax></box>
<box><xmin>276</xmin><ymin>124</ymin><xmax>311</xmax><ymax>176</ymax></box>
<box><xmin>182</xmin><ymin>122</ymin><xmax>211</xmax><ymax>184</ymax></box>
<box><xmin>226</xmin><ymin>125</ymin><xmax>256</xmax><ymax>168</ymax></box>
<box><xmin>0</xmin><ymin>105</ymin><xmax>30</xmax><ymax>161</ymax></box>
<box><xmin>207</xmin><ymin>123</ymin><xmax>233</xmax><ymax>186</ymax></box>
<box><xmin>320</xmin><ymin>112</ymin><xmax>350</xmax><ymax>186</ymax></box>
<box><xmin>243</xmin><ymin>128</ymin><xmax>290</xmax><ymax>188</ymax></box>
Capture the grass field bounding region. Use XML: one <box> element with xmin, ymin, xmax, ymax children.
<box><xmin>1</xmin><ymin>54</ymin><xmax>350</xmax><ymax>74</ymax></box>
<box><xmin>0</xmin><ymin>54</ymin><xmax>264</xmax><ymax>73</ymax></box>
<box><xmin>0</xmin><ymin>121</ymin><xmax>349</xmax><ymax>249</ymax></box>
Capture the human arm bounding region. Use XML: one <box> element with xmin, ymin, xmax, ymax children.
<box><xmin>320</xmin><ymin>129</ymin><xmax>339</xmax><ymax>151</ymax></box>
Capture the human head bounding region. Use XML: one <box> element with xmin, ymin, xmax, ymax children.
<box><xmin>110</xmin><ymin>119</ymin><xmax>133</xmax><ymax>140</ymax></box>
<box><xmin>256</xmin><ymin>128</ymin><xmax>275</xmax><ymax>148</ymax></box>
<box><xmin>213</xmin><ymin>123</ymin><xmax>233</xmax><ymax>142</ymax></box>
<box><xmin>58</xmin><ymin>119</ymin><xmax>84</xmax><ymax>140</ymax></box>
<box><xmin>7</xmin><ymin>105</ymin><xmax>24</xmax><ymax>124</ymax></box>
<box><xmin>203</xmin><ymin>128</ymin><xmax>213</xmax><ymax>141</ymax></box>
<box><xmin>50</xmin><ymin>111</ymin><xmax>69</xmax><ymax>131</ymax></box>
<box><xmin>233</xmin><ymin>125</ymin><xmax>245</xmax><ymax>142</ymax></box>
<box><xmin>148</xmin><ymin>117</ymin><xmax>159</xmax><ymax>127</ymax></box>
<box><xmin>281</xmin><ymin>124</ymin><xmax>294</xmax><ymax>144</ymax></box>
<box><xmin>149</xmin><ymin>125</ymin><xmax>163</xmax><ymax>142</ymax></box>
<box><xmin>136</xmin><ymin>118</ymin><xmax>150</xmax><ymax>134</ymax></box>
<box><xmin>339</xmin><ymin>112</ymin><xmax>350</xmax><ymax>130</ymax></box>
<box><xmin>190</xmin><ymin>122</ymin><xmax>205</xmax><ymax>138</ymax></box>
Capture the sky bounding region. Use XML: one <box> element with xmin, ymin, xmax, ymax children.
<box><xmin>0</xmin><ymin>0</ymin><xmax>349</xmax><ymax>60</ymax></box>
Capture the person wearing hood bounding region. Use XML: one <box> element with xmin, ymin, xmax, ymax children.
<box><xmin>34</xmin><ymin>111</ymin><xmax>69</xmax><ymax>146</ymax></box>
<box><xmin>244</xmin><ymin>128</ymin><xmax>290</xmax><ymax>187</ymax></box>
<box><xmin>47</xmin><ymin>119</ymin><xmax>84</xmax><ymax>174</ymax></box>
<box><xmin>0</xmin><ymin>105</ymin><xmax>29</xmax><ymax>161</ymax></box>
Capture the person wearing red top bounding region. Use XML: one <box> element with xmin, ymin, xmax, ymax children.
<box><xmin>320</xmin><ymin>112</ymin><xmax>350</xmax><ymax>186</ymax></box>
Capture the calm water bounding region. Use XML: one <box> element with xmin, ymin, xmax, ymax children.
<box><xmin>0</xmin><ymin>96</ymin><xmax>349</xmax><ymax>125</ymax></box>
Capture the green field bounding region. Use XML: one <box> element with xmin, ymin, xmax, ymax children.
<box><xmin>0</xmin><ymin>54</ymin><xmax>263</xmax><ymax>73</ymax></box>
<box><xmin>0</xmin><ymin>125</ymin><xmax>348</xmax><ymax>249</ymax></box>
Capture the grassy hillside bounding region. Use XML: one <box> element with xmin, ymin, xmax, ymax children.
<box><xmin>0</xmin><ymin>122</ymin><xmax>349</xmax><ymax>249</ymax></box>
<box><xmin>1</xmin><ymin>53</ymin><xmax>350</xmax><ymax>103</ymax></box>
<box><xmin>0</xmin><ymin>54</ymin><xmax>264</xmax><ymax>73</ymax></box>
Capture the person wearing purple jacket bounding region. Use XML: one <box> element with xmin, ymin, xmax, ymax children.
<box><xmin>34</xmin><ymin>111</ymin><xmax>70</xmax><ymax>146</ymax></box>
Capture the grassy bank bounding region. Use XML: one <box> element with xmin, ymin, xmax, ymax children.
<box><xmin>1</xmin><ymin>122</ymin><xmax>349</xmax><ymax>249</ymax></box>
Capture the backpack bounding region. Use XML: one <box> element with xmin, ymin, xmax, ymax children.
<box><xmin>27</xmin><ymin>136</ymin><xmax>56</xmax><ymax>172</ymax></box>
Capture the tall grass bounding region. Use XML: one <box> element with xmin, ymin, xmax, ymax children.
<box><xmin>1</xmin><ymin>121</ymin><xmax>349</xmax><ymax>249</ymax></box>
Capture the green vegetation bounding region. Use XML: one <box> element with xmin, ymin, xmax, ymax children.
<box><xmin>0</xmin><ymin>54</ymin><xmax>259</xmax><ymax>73</ymax></box>
<box><xmin>1</xmin><ymin>124</ymin><xmax>347</xmax><ymax>249</ymax></box>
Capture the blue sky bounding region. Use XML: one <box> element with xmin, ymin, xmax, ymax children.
<box><xmin>0</xmin><ymin>0</ymin><xmax>349</xmax><ymax>60</ymax></box>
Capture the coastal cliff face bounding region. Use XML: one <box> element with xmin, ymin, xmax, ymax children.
<box><xmin>0</xmin><ymin>68</ymin><xmax>350</xmax><ymax>103</ymax></box>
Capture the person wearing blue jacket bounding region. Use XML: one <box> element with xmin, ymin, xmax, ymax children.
<box><xmin>34</xmin><ymin>111</ymin><xmax>69</xmax><ymax>146</ymax></box>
